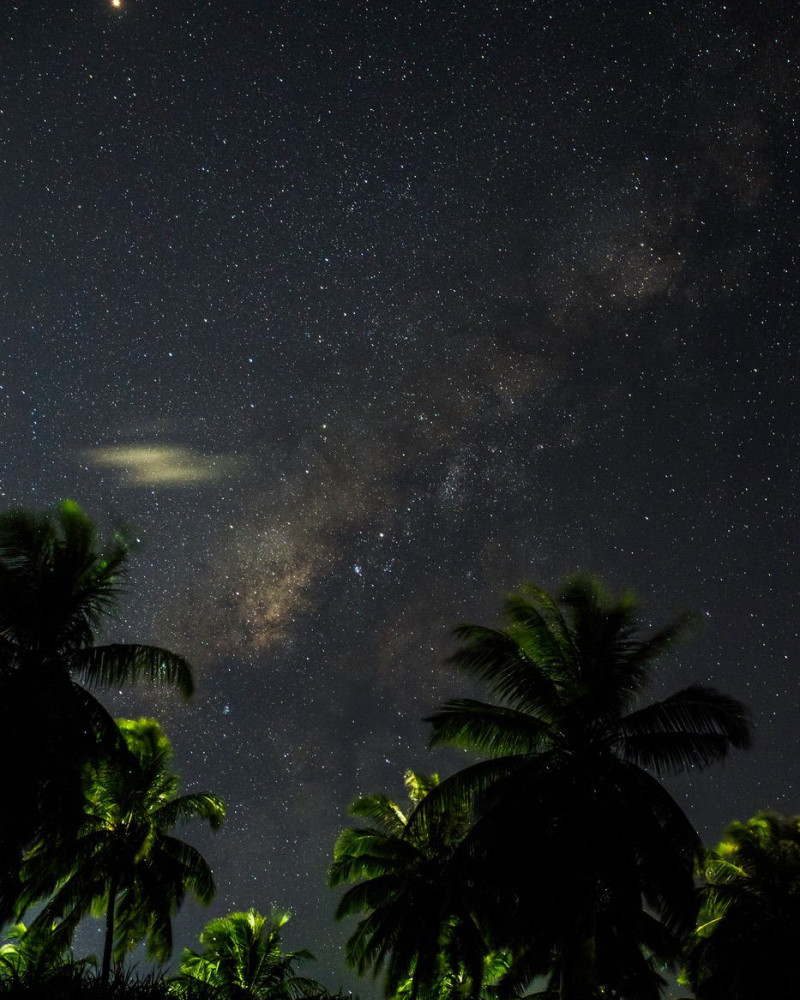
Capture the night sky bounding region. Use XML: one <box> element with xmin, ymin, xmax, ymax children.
<box><xmin>2</xmin><ymin>0</ymin><xmax>797</xmax><ymax>992</ymax></box>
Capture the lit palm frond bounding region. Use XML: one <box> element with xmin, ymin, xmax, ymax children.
<box><xmin>683</xmin><ymin>811</ymin><xmax>800</xmax><ymax>1000</ymax></box>
<box><xmin>175</xmin><ymin>908</ymin><xmax>324</xmax><ymax>1000</ymax></box>
<box><xmin>17</xmin><ymin>718</ymin><xmax>224</xmax><ymax>981</ymax></box>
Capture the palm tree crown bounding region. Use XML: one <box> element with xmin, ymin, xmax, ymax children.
<box><xmin>420</xmin><ymin>577</ymin><xmax>751</xmax><ymax>1000</ymax></box>
<box><xmin>0</xmin><ymin>921</ymin><xmax>80</xmax><ymax>982</ymax></box>
<box><xmin>17</xmin><ymin>717</ymin><xmax>224</xmax><ymax>984</ymax></box>
<box><xmin>0</xmin><ymin>502</ymin><xmax>195</xmax><ymax>917</ymax></box>
<box><xmin>683</xmin><ymin>811</ymin><xmax>800</xmax><ymax>1000</ymax></box>
<box><xmin>175</xmin><ymin>908</ymin><xmax>324</xmax><ymax>1000</ymax></box>
<box><xmin>330</xmin><ymin>770</ymin><xmax>486</xmax><ymax>1000</ymax></box>
<box><xmin>0</xmin><ymin>501</ymin><xmax>193</xmax><ymax>690</ymax></box>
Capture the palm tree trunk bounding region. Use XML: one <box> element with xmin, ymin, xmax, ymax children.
<box><xmin>101</xmin><ymin>876</ymin><xmax>118</xmax><ymax>987</ymax></box>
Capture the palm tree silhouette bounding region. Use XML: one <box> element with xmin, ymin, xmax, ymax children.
<box><xmin>330</xmin><ymin>770</ymin><xmax>487</xmax><ymax>1000</ymax></box>
<box><xmin>419</xmin><ymin>577</ymin><xmax>751</xmax><ymax>1000</ymax></box>
<box><xmin>0</xmin><ymin>502</ymin><xmax>194</xmax><ymax>917</ymax></box>
<box><xmin>683</xmin><ymin>811</ymin><xmax>800</xmax><ymax>1000</ymax></box>
<box><xmin>174</xmin><ymin>908</ymin><xmax>324</xmax><ymax>1000</ymax></box>
<box><xmin>16</xmin><ymin>717</ymin><xmax>224</xmax><ymax>986</ymax></box>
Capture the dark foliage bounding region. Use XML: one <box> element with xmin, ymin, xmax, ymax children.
<box><xmin>417</xmin><ymin>577</ymin><xmax>751</xmax><ymax>1000</ymax></box>
<box><xmin>330</xmin><ymin>771</ymin><xmax>487</xmax><ymax>1000</ymax></box>
<box><xmin>0</xmin><ymin>967</ymin><xmax>180</xmax><ymax>1000</ymax></box>
<box><xmin>683</xmin><ymin>811</ymin><xmax>800</xmax><ymax>1000</ymax></box>
<box><xmin>0</xmin><ymin>503</ymin><xmax>194</xmax><ymax>920</ymax></box>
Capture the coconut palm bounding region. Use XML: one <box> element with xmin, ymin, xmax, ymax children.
<box><xmin>683</xmin><ymin>811</ymin><xmax>800</xmax><ymax>1000</ymax></box>
<box><xmin>418</xmin><ymin>577</ymin><xmax>751</xmax><ymax>1000</ymax></box>
<box><xmin>330</xmin><ymin>770</ymin><xmax>487</xmax><ymax>1000</ymax></box>
<box><xmin>16</xmin><ymin>717</ymin><xmax>224</xmax><ymax>986</ymax></box>
<box><xmin>174</xmin><ymin>908</ymin><xmax>324</xmax><ymax>1000</ymax></box>
<box><xmin>394</xmin><ymin>949</ymin><xmax>512</xmax><ymax>1000</ymax></box>
<box><xmin>0</xmin><ymin>921</ymin><xmax>82</xmax><ymax>981</ymax></box>
<box><xmin>0</xmin><ymin>502</ymin><xmax>194</xmax><ymax>918</ymax></box>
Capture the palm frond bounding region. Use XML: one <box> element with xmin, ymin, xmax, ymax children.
<box><xmin>70</xmin><ymin>644</ymin><xmax>194</xmax><ymax>697</ymax></box>
<box><xmin>0</xmin><ymin>509</ymin><xmax>52</xmax><ymax>568</ymax></box>
<box><xmin>333</xmin><ymin>875</ymin><xmax>406</xmax><ymax>920</ymax></box>
<box><xmin>155</xmin><ymin>792</ymin><xmax>226</xmax><ymax>831</ymax></box>
<box><xmin>156</xmin><ymin>836</ymin><xmax>217</xmax><ymax>905</ymax></box>
<box><xmin>349</xmin><ymin>793</ymin><xmax>408</xmax><ymax>833</ymax></box>
<box><xmin>426</xmin><ymin>699</ymin><xmax>554</xmax><ymax>755</ymax></box>
<box><xmin>448</xmin><ymin>625</ymin><xmax>562</xmax><ymax>717</ymax></box>
<box><xmin>505</xmin><ymin>584</ymin><xmax>577</xmax><ymax>668</ymax></box>
<box><xmin>627</xmin><ymin>611</ymin><xmax>700</xmax><ymax>667</ymax></box>
<box><xmin>407</xmin><ymin>758</ymin><xmax>524</xmax><ymax>839</ymax></box>
<box><xmin>403</xmin><ymin>770</ymin><xmax>439</xmax><ymax>808</ymax></box>
<box><xmin>329</xmin><ymin>829</ymin><xmax>422</xmax><ymax>888</ymax></box>
<box><xmin>616</xmin><ymin>685</ymin><xmax>751</xmax><ymax>774</ymax></box>
<box><xmin>329</xmin><ymin>853</ymin><xmax>416</xmax><ymax>891</ymax></box>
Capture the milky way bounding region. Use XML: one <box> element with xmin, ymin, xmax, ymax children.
<box><xmin>2</xmin><ymin>1</ymin><xmax>797</xmax><ymax>992</ymax></box>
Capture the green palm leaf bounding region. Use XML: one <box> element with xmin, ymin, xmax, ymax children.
<box><xmin>155</xmin><ymin>792</ymin><xmax>226</xmax><ymax>831</ymax></box>
<box><xmin>150</xmin><ymin>836</ymin><xmax>217</xmax><ymax>905</ymax></box>
<box><xmin>349</xmin><ymin>793</ymin><xmax>409</xmax><ymax>833</ymax></box>
<box><xmin>426</xmin><ymin>699</ymin><xmax>554</xmax><ymax>755</ymax></box>
<box><xmin>70</xmin><ymin>644</ymin><xmax>194</xmax><ymax>697</ymax></box>
<box><xmin>448</xmin><ymin>625</ymin><xmax>562</xmax><ymax>717</ymax></box>
<box><xmin>331</xmin><ymin>770</ymin><xmax>487</xmax><ymax>999</ymax></box>
<box><xmin>684</xmin><ymin>812</ymin><xmax>800</xmax><ymax>999</ymax></box>
<box><xmin>17</xmin><ymin>717</ymin><xmax>223</xmax><ymax>982</ymax></box>
<box><xmin>176</xmin><ymin>908</ymin><xmax>324</xmax><ymax>1000</ymax></box>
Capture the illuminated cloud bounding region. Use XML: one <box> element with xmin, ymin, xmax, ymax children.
<box><xmin>87</xmin><ymin>445</ymin><xmax>239</xmax><ymax>486</ymax></box>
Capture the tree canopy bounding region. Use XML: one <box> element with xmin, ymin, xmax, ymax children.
<box><xmin>175</xmin><ymin>908</ymin><xmax>324</xmax><ymax>1000</ymax></box>
<box><xmin>330</xmin><ymin>770</ymin><xmax>487</xmax><ymax>1000</ymax></box>
<box><xmin>683</xmin><ymin>811</ymin><xmax>800</xmax><ymax>1000</ymax></box>
<box><xmin>16</xmin><ymin>717</ymin><xmax>224</xmax><ymax>985</ymax></box>
<box><xmin>0</xmin><ymin>502</ymin><xmax>194</xmax><ymax>919</ymax></box>
<box><xmin>417</xmin><ymin>577</ymin><xmax>751</xmax><ymax>999</ymax></box>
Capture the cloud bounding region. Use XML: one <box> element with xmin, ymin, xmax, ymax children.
<box><xmin>87</xmin><ymin>445</ymin><xmax>239</xmax><ymax>486</ymax></box>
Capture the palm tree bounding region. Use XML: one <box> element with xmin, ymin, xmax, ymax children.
<box><xmin>0</xmin><ymin>921</ymin><xmax>81</xmax><ymax>982</ymax></box>
<box><xmin>0</xmin><ymin>501</ymin><xmax>194</xmax><ymax>917</ymax></box>
<box><xmin>174</xmin><ymin>908</ymin><xmax>324</xmax><ymax>1000</ymax></box>
<box><xmin>329</xmin><ymin>770</ymin><xmax>488</xmax><ymax>1000</ymax></box>
<box><xmin>683</xmin><ymin>811</ymin><xmax>800</xmax><ymax>1000</ymax></box>
<box><xmin>394</xmin><ymin>949</ymin><xmax>512</xmax><ymax>1000</ymax></box>
<box><xmin>16</xmin><ymin>717</ymin><xmax>224</xmax><ymax>986</ymax></box>
<box><xmin>418</xmin><ymin>577</ymin><xmax>751</xmax><ymax>1000</ymax></box>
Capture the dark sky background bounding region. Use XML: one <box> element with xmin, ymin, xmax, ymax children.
<box><xmin>2</xmin><ymin>0</ymin><xmax>797</xmax><ymax>994</ymax></box>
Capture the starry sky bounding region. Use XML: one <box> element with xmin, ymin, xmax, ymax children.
<box><xmin>2</xmin><ymin>0</ymin><xmax>797</xmax><ymax>992</ymax></box>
